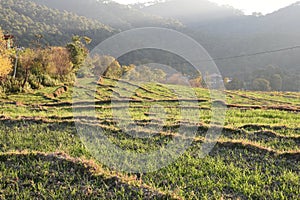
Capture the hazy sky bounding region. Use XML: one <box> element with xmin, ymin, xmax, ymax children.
<box><xmin>114</xmin><ymin>0</ymin><xmax>299</xmax><ymax>14</ymax></box>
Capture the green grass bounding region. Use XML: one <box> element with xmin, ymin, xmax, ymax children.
<box><xmin>0</xmin><ymin>78</ymin><xmax>299</xmax><ymax>199</ymax></box>
<box><xmin>0</xmin><ymin>152</ymin><xmax>170</xmax><ymax>199</ymax></box>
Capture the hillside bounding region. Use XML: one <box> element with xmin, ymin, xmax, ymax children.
<box><xmin>1</xmin><ymin>0</ymin><xmax>300</xmax><ymax>91</ymax></box>
<box><xmin>33</xmin><ymin>0</ymin><xmax>183</xmax><ymax>30</ymax></box>
<box><xmin>137</xmin><ymin>0</ymin><xmax>300</xmax><ymax>89</ymax></box>
<box><xmin>140</xmin><ymin>0</ymin><xmax>244</xmax><ymax>26</ymax></box>
<box><xmin>0</xmin><ymin>0</ymin><xmax>114</xmax><ymax>47</ymax></box>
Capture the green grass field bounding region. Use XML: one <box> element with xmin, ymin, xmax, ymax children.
<box><xmin>0</xmin><ymin>78</ymin><xmax>299</xmax><ymax>199</ymax></box>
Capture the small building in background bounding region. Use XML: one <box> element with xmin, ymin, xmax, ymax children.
<box><xmin>3</xmin><ymin>34</ymin><xmax>14</xmax><ymax>49</ymax></box>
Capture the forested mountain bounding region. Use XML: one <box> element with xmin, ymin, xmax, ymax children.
<box><xmin>1</xmin><ymin>0</ymin><xmax>299</xmax><ymax>90</ymax></box>
<box><xmin>138</xmin><ymin>0</ymin><xmax>300</xmax><ymax>90</ymax></box>
<box><xmin>0</xmin><ymin>0</ymin><xmax>114</xmax><ymax>47</ymax></box>
<box><xmin>32</xmin><ymin>0</ymin><xmax>183</xmax><ymax>30</ymax></box>
<box><xmin>195</xmin><ymin>2</ymin><xmax>300</xmax><ymax>75</ymax></box>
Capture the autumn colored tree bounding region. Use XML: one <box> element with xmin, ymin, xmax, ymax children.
<box><xmin>122</xmin><ymin>64</ymin><xmax>136</xmax><ymax>76</ymax></box>
<box><xmin>0</xmin><ymin>56</ymin><xmax>12</xmax><ymax>78</ymax></box>
<box><xmin>0</xmin><ymin>29</ymin><xmax>13</xmax><ymax>79</ymax></box>
<box><xmin>103</xmin><ymin>59</ymin><xmax>122</xmax><ymax>79</ymax></box>
<box><xmin>45</xmin><ymin>47</ymin><xmax>73</xmax><ymax>80</ymax></box>
<box><xmin>19</xmin><ymin>48</ymin><xmax>36</xmax><ymax>88</ymax></box>
<box><xmin>189</xmin><ymin>75</ymin><xmax>203</xmax><ymax>88</ymax></box>
<box><xmin>149</xmin><ymin>68</ymin><xmax>166</xmax><ymax>83</ymax></box>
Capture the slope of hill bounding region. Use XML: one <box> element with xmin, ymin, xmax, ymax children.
<box><xmin>140</xmin><ymin>0</ymin><xmax>244</xmax><ymax>26</ymax></box>
<box><xmin>2</xmin><ymin>0</ymin><xmax>299</xmax><ymax>90</ymax></box>
<box><xmin>33</xmin><ymin>0</ymin><xmax>183</xmax><ymax>30</ymax></box>
<box><xmin>260</xmin><ymin>2</ymin><xmax>300</xmax><ymax>35</ymax></box>
<box><xmin>0</xmin><ymin>0</ymin><xmax>114</xmax><ymax>47</ymax></box>
<box><xmin>138</xmin><ymin>0</ymin><xmax>300</xmax><ymax>84</ymax></box>
<box><xmin>209</xmin><ymin>2</ymin><xmax>300</xmax><ymax>75</ymax></box>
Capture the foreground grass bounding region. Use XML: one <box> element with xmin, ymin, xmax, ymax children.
<box><xmin>0</xmin><ymin>120</ymin><xmax>299</xmax><ymax>199</ymax></box>
<box><xmin>0</xmin><ymin>79</ymin><xmax>299</xmax><ymax>199</ymax></box>
<box><xmin>0</xmin><ymin>152</ymin><xmax>170</xmax><ymax>200</ymax></box>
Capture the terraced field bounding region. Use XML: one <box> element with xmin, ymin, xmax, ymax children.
<box><xmin>0</xmin><ymin>78</ymin><xmax>299</xmax><ymax>199</ymax></box>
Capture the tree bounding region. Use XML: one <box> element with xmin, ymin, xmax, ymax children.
<box><xmin>252</xmin><ymin>12</ymin><xmax>263</xmax><ymax>17</ymax></box>
<box><xmin>226</xmin><ymin>77</ymin><xmax>244</xmax><ymax>90</ymax></box>
<box><xmin>270</xmin><ymin>74</ymin><xmax>283</xmax><ymax>91</ymax></box>
<box><xmin>0</xmin><ymin>55</ymin><xmax>12</xmax><ymax>78</ymax></box>
<box><xmin>123</xmin><ymin>67</ymin><xmax>140</xmax><ymax>81</ymax></box>
<box><xmin>166</xmin><ymin>73</ymin><xmax>189</xmax><ymax>86</ymax></box>
<box><xmin>92</xmin><ymin>55</ymin><xmax>115</xmax><ymax>77</ymax></box>
<box><xmin>45</xmin><ymin>47</ymin><xmax>73</xmax><ymax>80</ymax></box>
<box><xmin>66</xmin><ymin>35</ymin><xmax>90</xmax><ymax>72</ymax></box>
<box><xmin>19</xmin><ymin>48</ymin><xmax>36</xmax><ymax>88</ymax></box>
<box><xmin>137</xmin><ymin>66</ymin><xmax>153</xmax><ymax>82</ymax></box>
<box><xmin>282</xmin><ymin>74</ymin><xmax>300</xmax><ymax>92</ymax></box>
<box><xmin>122</xmin><ymin>64</ymin><xmax>136</xmax><ymax>76</ymax></box>
<box><xmin>252</xmin><ymin>78</ymin><xmax>271</xmax><ymax>91</ymax></box>
<box><xmin>103</xmin><ymin>59</ymin><xmax>122</xmax><ymax>79</ymax></box>
<box><xmin>189</xmin><ymin>75</ymin><xmax>203</xmax><ymax>88</ymax></box>
<box><xmin>0</xmin><ymin>29</ymin><xmax>13</xmax><ymax>79</ymax></box>
<box><xmin>152</xmin><ymin>68</ymin><xmax>167</xmax><ymax>83</ymax></box>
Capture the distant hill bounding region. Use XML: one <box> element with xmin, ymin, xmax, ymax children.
<box><xmin>137</xmin><ymin>0</ymin><xmax>300</xmax><ymax>78</ymax></box>
<box><xmin>140</xmin><ymin>0</ymin><xmax>244</xmax><ymax>26</ymax></box>
<box><xmin>203</xmin><ymin>2</ymin><xmax>300</xmax><ymax>75</ymax></box>
<box><xmin>0</xmin><ymin>0</ymin><xmax>114</xmax><ymax>47</ymax></box>
<box><xmin>32</xmin><ymin>0</ymin><xmax>183</xmax><ymax>30</ymax></box>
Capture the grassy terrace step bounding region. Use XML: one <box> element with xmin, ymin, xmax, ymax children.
<box><xmin>1</xmin><ymin>109</ymin><xmax>298</xmax><ymax>130</ymax></box>
<box><xmin>0</xmin><ymin>114</ymin><xmax>299</xmax><ymax>152</ymax></box>
<box><xmin>42</xmin><ymin>98</ymin><xmax>207</xmax><ymax>107</ymax></box>
<box><xmin>36</xmin><ymin>100</ymin><xmax>300</xmax><ymax>113</ymax></box>
<box><xmin>0</xmin><ymin>119</ymin><xmax>299</xmax><ymax>159</ymax></box>
<box><xmin>1</xmin><ymin>115</ymin><xmax>299</xmax><ymax>143</ymax></box>
<box><xmin>226</xmin><ymin>91</ymin><xmax>300</xmax><ymax>106</ymax></box>
<box><xmin>1</xmin><ymin>79</ymin><xmax>300</xmax><ymax>199</ymax></box>
<box><xmin>4</xmin><ymin>115</ymin><xmax>299</xmax><ymax>135</ymax></box>
<box><xmin>0</xmin><ymin>120</ymin><xmax>299</xmax><ymax>199</ymax></box>
<box><xmin>141</xmin><ymin>143</ymin><xmax>299</xmax><ymax>199</ymax></box>
<box><xmin>0</xmin><ymin>152</ymin><xmax>173</xmax><ymax>200</ymax></box>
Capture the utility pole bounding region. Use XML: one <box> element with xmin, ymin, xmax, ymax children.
<box><xmin>13</xmin><ymin>48</ymin><xmax>23</xmax><ymax>78</ymax></box>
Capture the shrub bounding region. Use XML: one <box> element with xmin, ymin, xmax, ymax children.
<box><xmin>0</xmin><ymin>76</ymin><xmax>22</xmax><ymax>93</ymax></box>
<box><xmin>41</xmin><ymin>74</ymin><xmax>59</xmax><ymax>87</ymax></box>
<box><xmin>28</xmin><ymin>74</ymin><xmax>42</xmax><ymax>90</ymax></box>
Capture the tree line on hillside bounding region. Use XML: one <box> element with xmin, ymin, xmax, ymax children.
<box><xmin>0</xmin><ymin>28</ymin><xmax>181</xmax><ymax>94</ymax></box>
<box><xmin>118</xmin><ymin>49</ymin><xmax>299</xmax><ymax>91</ymax></box>
<box><xmin>226</xmin><ymin>65</ymin><xmax>300</xmax><ymax>92</ymax></box>
<box><xmin>33</xmin><ymin>0</ymin><xmax>183</xmax><ymax>30</ymax></box>
<box><xmin>1</xmin><ymin>26</ymin><xmax>298</xmax><ymax>94</ymax></box>
<box><xmin>0</xmin><ymin>0</ymin><xmax>113</xmax><ymax>47</ymax></box>
<box><xmin>0</xmin><ymin>28</ymin><xmax>90</xmax><ymax>94</ymax></box>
